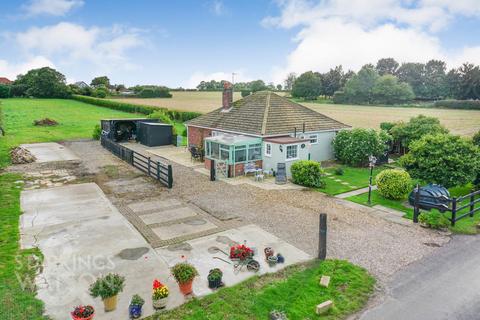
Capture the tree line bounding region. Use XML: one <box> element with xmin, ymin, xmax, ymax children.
<box><xmin>289</xmin><ymin>58</ymin><xmax>480</xmax><ymax>104</ymax></box>
<box><xmin>196</xmin><ymin>79</ymin><xmax>283</xmax><ymax>96</ymax></box>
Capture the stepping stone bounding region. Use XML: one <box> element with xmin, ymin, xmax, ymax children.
<box><xmin>319</xmin><ymin>275</ymin><xmax>330</xmax><ymax>287</ymax></box>
<box><xmin>128</xmin><ymin>199</ymin><xmax>182</xmax><ymax>213</ymax></box>
<box><xmin>350</xmin><ymin>185</ymin><xmax>358</xmax><ymax>188</ymax></box>
<box><xmin>334</xmin><ymin>179</ymin><xmax>342</xmax><ymax>182</ymax></box>
<box><xmin>316</xmin><ymin>300</ymin><xmax>333</xmax><ymax>315</ymax></box>
<box><xmin>140</xmin><ymin>207</ymin><xmax>198</xmax><ymax>225</ymax></box>
<box><xmin>340</xmin><ymin>182</ymin><xmax>350</xmax><ymax>185</ymax></box>
<box><xmin>152</xmin><ymin>218</ymin><xmax>218</xmax><ymax>240</ymax></box>
<box><xmin>324</xmin><ymin>172</ymin><xmax>332</xmax><ymax>176</ymax></box>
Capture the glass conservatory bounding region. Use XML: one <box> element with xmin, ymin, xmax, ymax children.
<box><xmin>204</xmin><ymin>134</ymin><xmax>262</xmax><ymax>175</ymax></box>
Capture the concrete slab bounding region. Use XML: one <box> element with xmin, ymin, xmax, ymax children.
<box><xmin>140</xmin><ymin>207</ymin><xmax>198</xmax><ymax>225</ymax></box>
<box><xmin>155</xmin><ymin>224</ymin><xmax>312</xmax><ymax>298</ymax></box>
<box><xmin>20</xmin><ymin>142</ymin><xmax>79</xmax><ymax>163</ymax></box>
<box><xmin>20</xmin><ymin>183</ymin><xmax>184</xmax><ymax>320</ymax></box>
<box><xmin>152</xmin><ymin>218</ymin><xmax>218</xmax><ymax>240</ymax></box>
<box><xmin>128</xmin><ymin>199</ymin><xmax>182</xmax><ymax>213</ymax></box>
<box><xmin>373</xmin><ymin>205</ymin><xmax>406</xmax><ymax>217</ymax></box>
<box><xmin>335</xmin><ymin>185</ymin><xmax>378</xmax><ymax>199</ymax></box>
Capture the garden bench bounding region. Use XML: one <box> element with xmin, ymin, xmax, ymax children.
<box><xmin>244</xmin><ymin>162</ymin><xmax>257</xmax><ymax>176</ymax></box>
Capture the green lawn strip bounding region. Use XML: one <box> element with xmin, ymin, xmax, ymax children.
<box><xmin>0</xmin><ymin>98</ymin><xmax>142</xmax><ymax>168</ymax></box>
<box><xmin>0</xmin><ymin>173</ymin><xmax>46</xmax><ymax>320</ymax></box>
<box><xmin>318</xmin><ymin>166</ymin><xmax>386</xmax><ymax>195</ymax></box>
<box><xmin>149</xmin><ymin>260</ymin><xmax>375</xmax><ymax>320</ymax></box>
<box><xmin>347</xmin><ymin>186</ymin><xmax>478</xmax><ymax>234</ymax></box>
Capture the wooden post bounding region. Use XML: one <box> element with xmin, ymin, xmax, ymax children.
<box><xmin>156</xmin><ymin>162</ymin><xmax>160</xmax><ymax>181</ymax></box>
<box><xmin>451</xmin><ymin>197</ymin><xmax>457</xmax><ymax>226</ymax></box>
<box><xmin>210</xmin><ymin>160</ymin><xmax>216</xmax><ymax>181</ymax></box>
<box><xmin>470</xmin><ymin>193</ymin><xmax>475</xmax><ymax>217</ymax></box>
<box><xmin>167</xmin><ymin>165</ymin><xmax>173</xmax><ymax>189</ymax></box>
<box><xmin>147</xmin><ymin>157</ymin><xmax>151</xmax><ymax>176</ymax></box>
<box><xmin>413</xmin><ymin>184</ymin><xmax>420</xmax><ymax>223</ymax></box>
<box><xmin>318</xmin><ymin>213</ymin><xmax>327</xmax><ymax>260</ymax></box>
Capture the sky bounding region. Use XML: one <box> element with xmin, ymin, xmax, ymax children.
<box><xmin>1</xmin><ymin>0</ymin><xmax>480</xmax><ymax>88</ymax></box>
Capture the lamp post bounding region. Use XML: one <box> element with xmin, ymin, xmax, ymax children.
<box><xmin>368</xmin><ymin>155</ymin><xmax>377</xmax><ymax>205</ymax></box>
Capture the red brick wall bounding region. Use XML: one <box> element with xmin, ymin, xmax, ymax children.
<box><xmin>187</xmin><ymin>126</ymin><xmax>212</xmax><ymax>148</ymax></box>
<box><xmin>232</xmin><ymin>160</ymin><xmax>262</xmax><ymax>177</ymax></box>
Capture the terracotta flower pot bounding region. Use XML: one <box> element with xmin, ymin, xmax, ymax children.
<box><xmin>71</xmin><ymin>314</ymin><xmax>94</xmax><ymax>320</ymax></box>
<box><xmin>102</xmin><ymin>295</ymin><xmax>118</xmax><ymax>312</ymax></box>
<box><xmin>152</xmin><ymin>297</ymin><xmax>168</xmax><ymax>309</ymax></box>
<box><xmin>178</xmin><ymin>280</ymin><xmax>194</xmax><ymax>295</ymax></box>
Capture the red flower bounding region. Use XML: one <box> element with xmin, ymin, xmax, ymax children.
<box><xmin>153</xmin><ymin>279</ymin><xmax>163</xmax><ymax>289</ymax></box>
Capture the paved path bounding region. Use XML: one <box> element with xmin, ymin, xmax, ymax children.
<box><xmin>335</xmin><ymin>185</ymin><xmax>377</xmax><ymax>199</ymax></box>
<box><xmin>359</xmin><ymin>235</ymin><xmax>480</xmax><ymax>320</ymax></box>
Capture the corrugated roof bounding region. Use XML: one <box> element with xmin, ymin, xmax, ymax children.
<box><xmin>185</xmin><ymin>91</ymin><xmax>350</xmax><ymax>136</ymax></box>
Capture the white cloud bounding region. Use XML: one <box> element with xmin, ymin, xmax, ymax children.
<box><xmin>15</xmin><ymin>22</ymin><xmax>143</xmax><ymax>70</ymax></box>
<box><xmin>22</xmin><ymin>0</ymin><xmax>84</xmax><ymax>17</ymax></box>
<box><xmin>210</xmin><ymin>0</ymin><xmax>226</xmax><ymax>16</ymax></box>
<box><xmin>0</xmin><ymin>56</ymin><xmax>55</xmax><ymax>80</ymax></box>
<box><xmin>266</xmin><ymin>0</ymin><xmax>480</xmax><ymax>83</ymax></box>
<box><xmin>187</xmin><ymin>70</ymin><xmax>252</xmax><ymax>88</ymax></box>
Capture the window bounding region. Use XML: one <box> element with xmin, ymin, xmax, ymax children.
<box><xmin>211</xmin><ymin>131</ymin><xmax>219</xmax><ymax>137</ymax></box>
<box><xmin>265</xmin><ymin>143</ymin><xmax>272</xmax><ymax>156</ymax></box>
<box><xmin>220</xmin><ymin>144</ymin><xmax>230</xmax><ymax>161</ymax></box>
<box><xmin>205</xmin><ymin>141</ymin><xmax>210</xmax><ymax>156</ymax></box>
<box><xmin>286</xmin><ymin>145</ymin><xmax>298</xmax><ymax>160</ymax></box>
<box><xmin>309</xmin><ymin>134</ymin><xmax>318</xmax><ymax>144</ymax></box>
<box><xmin>248</xmin><ymin>143</ymin><xmax>262</xmax><ymax>161</ymax></box>
<box><xmin>235</xmin><ymin>146</ymin><xmax>247</xmax><ymax>162</ymax></box>
<box><xmin>211</xmin><ymin>142</ymin><xmax>220</xmax><ymax>158</ymax></box>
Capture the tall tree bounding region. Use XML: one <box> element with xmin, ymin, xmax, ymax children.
<box><xmin>424</xmin><ymin>59</ymin><xmax>447</xmax><ymax>100</ymax></box>
<box><xmin>445</xmin><ymin>69</ymin><xmax>462</xmax><ymax>99</ymax></box>
<box><xmin>396</xmin><ymin>63</ymin><xmax>426</xmax><ymax>99</ymax></box>
<box><xmin>284</xmin><ymin>72</ymin><xmax>297</xmax><ymax>91</ymax></box>
<box><xmin>322</xmin><ymin>65</ymin><xmax>344</xmax><ymax>97</ymax></box>
<box><xmin>376</xmin><ymin>58</ymin><xmax>399</xmax><ymax>76</ymax></box>
<box><xmin>291</xmin><ymin>71</ymin><xmax>322</xmax><ymax>100</ymax></box>
<box><xmin>458</xmin><ymin>63</ymin><xmax>480</xmax><ymax>100</ymax></box>
<box><xmin>90</xmin><ymin>76</ymin><xmax>110</xmax><ymax>88</ymax></box>
<box><xmin>14</xmin><ymin>67</ymin><xmax>70</xmax><ymax>98</ymax></box>
<box><xmin>342</xmin><ymin>65</ymin><xmax>379</xmax><ymax>103</ymax></box>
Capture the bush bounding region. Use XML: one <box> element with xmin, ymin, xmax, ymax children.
<box><xmin>89</xmin><ymin>273</ymin><xmax>125</xmax><ymax>299</ymax></box>
<box><xmin>334</xmin><ymin>167</ymin><xmax>344</xmax><ymax>176</ymax></box>
<box><xmin>399</xmin><ymin>133</ymin><xmax>480</xmax><ymax>188</ymax></box>
<box><xmin>138</xmin><ymin>87</ymin><xmax>172</xmax><ymax>98</ymax></box>
<box><xmin>434</xmin><ymin>100</ymin><xmax>480</xmax><ymax>110</ymax></box>
<box><xmin>375</xmin><ymin>169</ymin><xmax>412</xmax><ymax>200</ymax></box>
<box><xmin>241</xmin><ymin>90</ymin><xmax>251</xmax><ymax>97</ymax></box>
<box><xmin>71</xmin><ymin>95</ymin><xmax>201</xmax><ymax>121</ymax></box>
<box><xmin>333</xmin><ymin>128</ymin><xmax>391</xmax><ymax>166</ymax></box>
<box><xmin>290</xmin><ymin>160</ymin><xmax>326</xmax><ymax>188</ymax></box>
<box><xmin>473</xmin><ymin>130</ymin><xmax>480</xmax><ymax>147</ymax></box>
<box><xmin>418</xmin><ymin>211</ymin><xmax>449</xmax><ymax>229</ymax></box>
<box><xmin>148</xmin><ymin>111</ymin><xmax>173</xmax><ymax>124</ymax></box>
<box><xmin>0</xmin><ymin>84</ymin><xmax>10</xmax><ymax>98</ymax></box>
<box><xmin>332</xmin><ymin>90</ymin><xmax>347</xmax><ymax>104</ymax></box>
<box><xmin>92</xmin><ymin>124</ymin><xmax>101</xmax><ymax>140</ymax></box>
<box><xmin>93</xmin><ymin>87</ymin><xmax>108</xmax><ymax>98</ymax></box>
<box><xmin>390</xmin><ymin>115</ymin><xmax>449</xmax><ymax>148</ymax></box>
<box><xmin>171</xmin><ymin>263</ymin><xmax>198</xmax><ymax>284</ymax></box>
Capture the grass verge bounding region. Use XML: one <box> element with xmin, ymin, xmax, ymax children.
<box><xmin>318</xmin><ymin>166</ymin><xmax>386</xmax><ymax>195</ymax></box>
<box><xmin>0</xmin><ymin>173</ymin><xmax>46</xmax><ymax>320</ymax></box>
<box><xmin>149</xmin><ymin>260</ymin><xmax>375</xmax><ymax>320</ymax></box>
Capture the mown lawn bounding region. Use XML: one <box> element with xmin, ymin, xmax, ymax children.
<box><xmin>149</xmin><ymin>260</ymin><xmax>375</xmax><ymax>320</ymax></box>
<box><xmin>0</xmin><ymin>174</ymin><xmax>46</xmax><ymax>320</ymax></box>
<box><xmin>347</xmin><ymin>185</ymin><xmax>478</xmax><ymax>234</ymax></box>
<box><xmin>0</xmin><ymin>98</ymin><xmax>141</xmax><ymax>168</ymax></box>
<box><xmin>318</xmin><ymin>165</ymin><xmax>387</xmax><ymax>195</ymax></box>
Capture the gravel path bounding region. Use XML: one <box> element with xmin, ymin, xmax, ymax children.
<box><xmin>66</xmin><ymin>140</ymin><xmax>449</xmax><ymax>283</ymax></box>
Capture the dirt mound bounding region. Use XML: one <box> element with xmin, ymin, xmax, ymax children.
<box><xmin>10</xmin><ymin>147</ymin><xmax>36</xmax><ymax>164</ymax></box>
<box><xmin>33</xmin><ymin>118</ymin><xmax>58</xmax><ymax>126</ymax></box>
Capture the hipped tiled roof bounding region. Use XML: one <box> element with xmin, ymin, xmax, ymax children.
<box><xmin>186</xmin><ymin>91</ymin><xmax>350</xmax><ymax>136</ymax></box>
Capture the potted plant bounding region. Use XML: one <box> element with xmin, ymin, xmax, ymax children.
<box><xmin>89</xmin><ymin>273</ymin><xmax>125</xmax><ymax>312</ymax></box>
<box><xmin>207</xmin><ymin>268</ymin><xmax>223</xmax><ymax>289</ymax></box>
<box><xmin>129</xmin><ymin>294</ymin><xmax>145</xmax><ymax>319</ymax></box>
<box><xmin>171</xmin><ymin>262</ymin><xmax>198</xmax><ymax>295</ymax></box>
<box><xmin>267</xmin><ymin>255</ymin><xmax>278</xmax><ymax>267</ymax></box>
<box><xmin>152</xmin><ymin>279</ymin><xmax>169</xmax><ymax>310</ymax></box>
<box><xmin>230</xmin><ymin>244</ymin><xmax>254</xmax><ymax>260</ymax></box>
<box><xmin>71</xmin><ymin>305</ymin><xmax>95</xmax><ymax>320</ymax></box>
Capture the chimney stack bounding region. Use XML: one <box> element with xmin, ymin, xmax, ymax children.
<box><xmin>222</xmin><ymin>81</ymin><xmax>233</xmax><ymax>111</ymax></box>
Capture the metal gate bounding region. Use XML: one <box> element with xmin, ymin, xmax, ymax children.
<box><xmin>215</xmin><ymin>160</ymin><xmax>228</xmax><ymax>179</ymax></box>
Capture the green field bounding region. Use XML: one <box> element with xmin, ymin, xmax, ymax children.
<box><xmin>149</xmin><ymin>260</ymin><xmax>374</xmax><ymax>320</ymax></box>
<box><xmin>0</xmin><ymin>98</ymin><xmax>141</xmax><ymax>168</ymax></box>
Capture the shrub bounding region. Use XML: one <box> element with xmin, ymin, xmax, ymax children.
<box><xmin>334</xmin><ymin>167</ymin><xmax>344</xmax><ymax>176</ymax></box>
<box><xmin>9</xmin><ymin>84</ymin><xmax>28</xmax><ymax>97</ymax></box>
<box><xmin>71</xmin><ymin>95</ymin><xmax>201</xmax><ymax>121</ymax></box>
<box><xmin>89</xmin><ymin>273</ymin><xmax>125</xmax><ymax>299</ymax></box>
<box><xmin>93</xmin><ymin>87</ymin><xmax>108</xmax><ymax>98</ymax></box>
<box><xmin>418</xmin><ymin>211</ymin><xmax>449</xmax><ymax>229</ymax></box>
<box><xmin>332</xmin><ymin>90</ymin><xmax>347</xmax><ymax>104</ymax></box>
<box><xmin>0</xmin><ymin>84</ymin><xmax>10</xmax><ymax>98</ymax></box>
<box><xmin>171</xmin><ymin>263</ymin><xmax>198</xmax><ymax>284</ymax></box>
<box><xmin>207</xmin><ymin>268</ymin><xmax>223</xmax><ymax>281</ymax></box>
<box><xmin>138</xmin><ymin>87</ymin><xmax>172</xmax><ymax>98</ymax></box>
<box><xmin>241</xmin><ymin>90</ymin><xmax>251</xmax><ymax>97</ymax></box>
<box><xmin>473</xmin><ymin>130</ymin><xmax>480</xmax><ymax>147</ymax></box>
<box><xmin>434</xmin><ymin>100</ymin><xmax>480</xmax><ymax>110</ymax></box>
<box><xmin>390</xmin><ymin>115</ymin><xmax>449</xmax><ymax>148</ymax></box>
<box><xmin>290</xmin><ymin>160</ymin><xmax>326</xmax><ymax>188</ymax></box>
<box><xmin>375</xmin><ymin>169</ymin><xmax>412</xmax><ymax>200</ymax></box>
<box><xmin>92</xmin><ymin>124</ymin><xmax>101</xmax><ymax>140</ymax></box>
<box><xmin>399</xmin><ymin>133</ymin><xmax>480</xmax><ymax>188</ymax></box>
<box><xmin>332</xmin><ymin>128</ymin><xmax>391</xmax><ymax>166</ymax></box>
<box><xmin>148</xmin><ymin>111</ymin><xmax>173</xmax><ymax>124</ymax></box>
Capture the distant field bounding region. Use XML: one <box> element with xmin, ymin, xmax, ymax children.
<box><xmin>111</xmin><ymin>92</ymin><xmax>480</xmax><ymax>136</ymax></box>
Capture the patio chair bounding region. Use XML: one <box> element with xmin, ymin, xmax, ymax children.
<box><xmin>190</xmin><ymin>146</ymin><xmax>203</xmax><ymax>162</ymax></box>
<box><xmin>244</xmin><ymin>162</ymin><xmax>257</xmax><ymax>176</ymax></box>
<box><xmin>255</xmin><ymin>172</ymin><xmax>265</xmax><ymax>182</ymax></box>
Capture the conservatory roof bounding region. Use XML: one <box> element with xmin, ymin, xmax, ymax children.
<box><xmin>204</xmin><ymin>134</ymin><xmax>261</xmax><ymax>146</ymax></box>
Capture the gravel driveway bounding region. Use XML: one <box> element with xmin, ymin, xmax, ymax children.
<box><xmin>66</xmin><ymin>140</ymin><xmax>449</xmax><ymax>283</ymax></box>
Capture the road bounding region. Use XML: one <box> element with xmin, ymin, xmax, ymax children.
<box><xmin>360</xmin><ymin>235</ymin><xmax>480</xmax><ymax>320</ymax></box>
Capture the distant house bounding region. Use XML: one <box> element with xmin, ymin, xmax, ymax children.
<box><xmin>185</xmin><ymin>82</ymin><xmax>350</xmax><ymax>177</ymax></box>
<box><xmin>0</xmin><ymin>77</ymin><xmax>12</xmax><ymax>85</ymax></box>
<box><xmin>74</xmin><ymin>81</ymin><xmax>90</xmax><ymax>88</ymax></box>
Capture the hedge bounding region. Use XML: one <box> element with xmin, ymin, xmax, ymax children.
<box><xmin>375</xmin><ymin>169</ymin><xmax>412</xmax><ymax>200</ymax></box>
<box><xmin>72</xmin><ymin>95</ymin><xmax>201</xmax><ymax>122</ymax></box>
<box><xmin>434</xmin><ymin>100</ymin><xmax>480</xmax><ymax>110</ymax></box>
<box><xmin>291</xmin><ymin>160</ymin><xmax>326</xmax><ymax>188</ymax></box>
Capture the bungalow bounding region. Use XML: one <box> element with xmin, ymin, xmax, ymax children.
<box><xmin>185</xmin><ymin>82</ymin><xmax>350</xmax><ymax>178</ymax></box>
<box><xmin>0</xmin><ymin>77</ymin><xmax>12</xmax><ymax>85</ymax></box>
